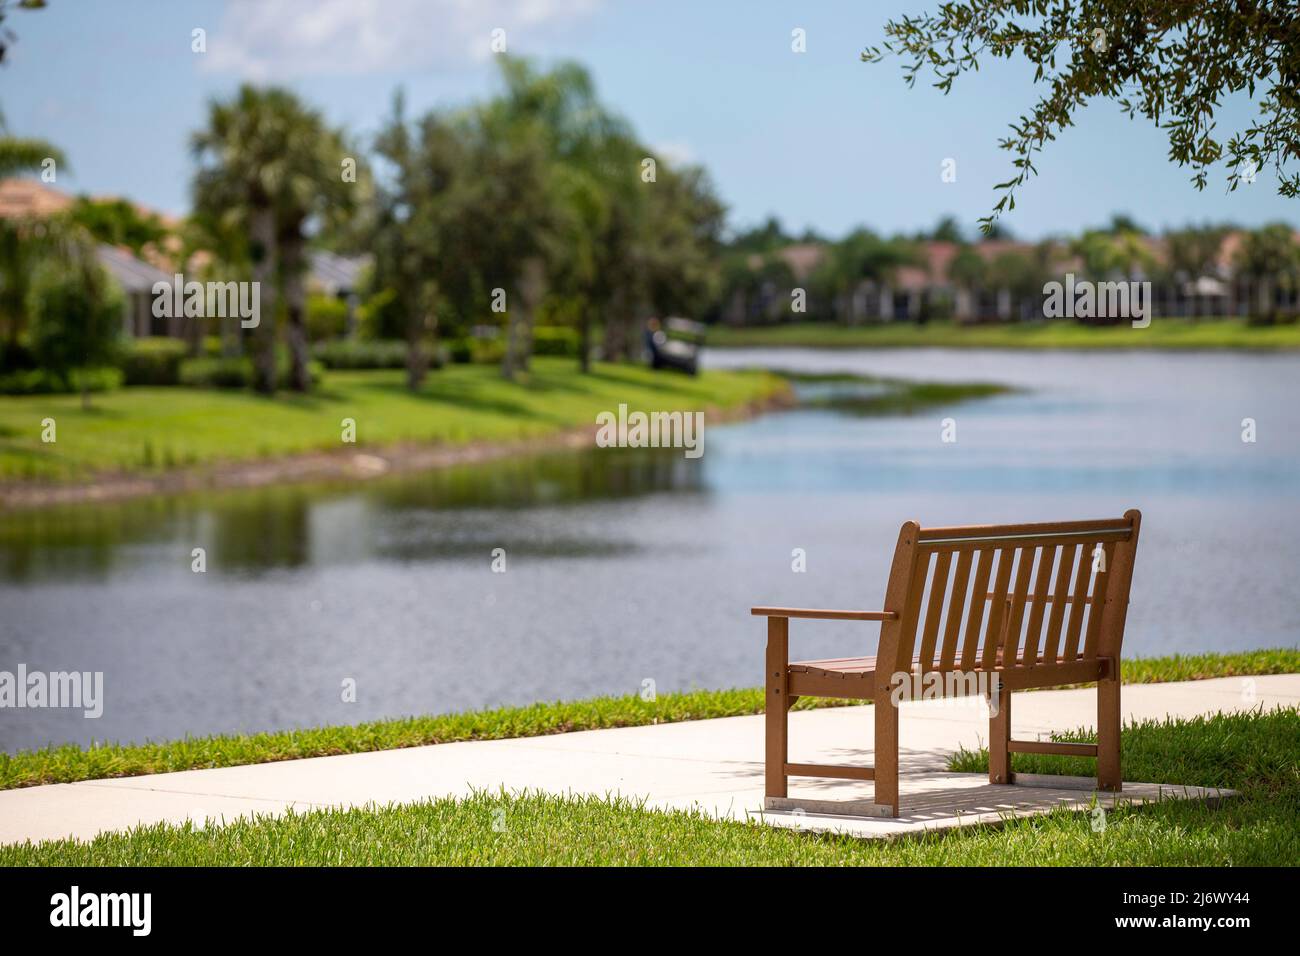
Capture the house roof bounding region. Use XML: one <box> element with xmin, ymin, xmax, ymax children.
<box><xmin>96</xmin><ymin>243</ymin><xmax>172</xmax><ymax>293</ymax></box>
<box><xmin>0</xmin><ymin>177</ymin><xmax>74</xmax><ymax>219</ymax></box>
<box><xmin>771</xmin><ymin>243</ymin><xmax>826</xmax><ymax>281</ymax></box>
<box><xmin>308</xmin><ymin>249</ymin><xmax>370</xmax><ymax>294</ymax></box>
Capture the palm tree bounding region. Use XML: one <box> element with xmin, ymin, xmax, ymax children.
<box><xmin>275</xmin><ymin>112</ymin><xmax>354</xmax><ymax>392</ymax></box>
<box><xmin>192</xmin><ymin>86</ymin><xmax>350</xmax><ymax>393</ymax></box>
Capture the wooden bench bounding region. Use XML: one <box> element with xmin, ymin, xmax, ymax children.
<box><xmin>752</xmin><ymin>510</ymin><xmax>1141</xmax><ymax>818</ymax></box>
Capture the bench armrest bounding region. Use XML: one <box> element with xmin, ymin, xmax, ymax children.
<box><xmin>750</xmin><ymin>607</ymin><xmax>897</xmax><ymax>622</ymax></box>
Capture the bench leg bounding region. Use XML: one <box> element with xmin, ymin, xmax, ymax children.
<box><xmin>1097</xmin><ymin>664</ymin><xmax>1122</xmax><ymax>792</ymax></box>
<box><xmin>873</xmin><ymin>691</ymin><xmax>899</xmax><ymax>817</ymax></box>
<box><xmin>989</xmin><ymin>684</ymin><xmax>1012</xmax><ymax>785</ymax></box>
<box><xmin>765</xmin><ymin>617</ymin><xmax>788</xmax><ymax>800</ymax></box>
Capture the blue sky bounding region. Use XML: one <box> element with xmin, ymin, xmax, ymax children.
<box><xmin>4</xmin><ymin>0</ymin><xmax>1294</xmax><ymax>240</ymax></box>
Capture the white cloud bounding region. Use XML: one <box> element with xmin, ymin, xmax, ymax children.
<box><xmin>202</xmin><ymin>0</ymin><xmax>602</xmax><ymax>80</ymax></box>
<box><xmin>652</xmin><ymin>141</ymin><xmax>697</xmax><ymax>167</ymax></box>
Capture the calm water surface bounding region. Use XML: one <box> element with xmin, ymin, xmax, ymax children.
<box><xmin>2</xmin><ymin>348</ymin><xmax>1297</xmax><ymax>751</ymax></box>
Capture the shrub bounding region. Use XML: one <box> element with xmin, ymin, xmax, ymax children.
<box><xmin>26</xmin><ymin>251</ymin><xmax>124</xmax><ymax>405</ymax></box>
<box><xmin>120</xmin><ymin>337</ymin><xmax>189</xmax><ymax>386</ymax></box>
<box><xmin>470</xmin><ymin>338</ymin><xmax>504</xmax><ymax>364</ymax></box>
<box><xmin>356</xmin><ymin>288</ymin><xmax>400</xmax><ymax>339</ymax></box>
<box><xmin>0</xmin><ymin>340</ymin><xmax>36</xmax><ymax>373</ymax></box>
<box><xmin>179</xmin><ymin>354</ymin><xmax>323</xmax><ymax>389</ymax></box>
<box><xmin>313</xmin><ymin>338</ymin><xmax>448</xmax><ymax>370</ymax></box>
<box><xmin>0</xmin><ymin>366</ymin><xmax>122</xmax><ymax>395</ymax></box>
<box><xmin>312</xmin><ymin>339</ymin><xmax>408</xmax><ymax>369</ymax></box>
<box><xmin>447</xmin><ymin>338</ymin><xmax>474</xmax><ymax>364</ymax></box>
<box><xmin>178</xmin><ymin>357</ymin><xmax>252</xmax><ymax>389</ymax></box>
<box><xmin>531</xmin><ymin>326</ymin><xmax>579</xmax><ymax>357</ymax></box>
<box><xmin>306</xmin><ymin>294</ymin><xmax>350</xmax><ymax>340</ymax></box>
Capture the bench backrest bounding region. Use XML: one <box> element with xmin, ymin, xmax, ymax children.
<box><xmin>875</xmin><ymin>510</ymin><xmax>1141</xmax><ymax>676</ymax></box>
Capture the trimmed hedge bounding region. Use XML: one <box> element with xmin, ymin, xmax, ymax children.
<box><xmin>311</xmin><ymin>339</ymin><xmax>447</xmax><ymax>370</ymax></box>
<box><xmin>0</xmin><ymin>366</ymin><xmax>123</xmax><ymax>395</ymax></box>
<box><xmin>307</xmin><ymin>294</ymin><xmax>350</xmax><ymax>340</ymax></box>
<box><xmin>312</xmin><ymin>339</ymin><xmax>407</xmax><ymax>369</ymax></box>
<box><xmin>447</xmin><ymin>336</ymin><xmax>505</xmax><ymax>364</ymax></box>
<box><xmin>532</xmin><ymin>326</ymin><xmax>579</xmax><ymax>357</ymax></box>
<box><xmin>179</xmin><ymin>355</ymin><xmax>324</xmax><ymax>389</ymax></box>
<box><xmin>120</xmin><ymin>337</ymin><xmax>189</xmax><ymax>386</ymax></box>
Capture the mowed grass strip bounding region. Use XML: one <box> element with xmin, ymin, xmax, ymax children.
<box><xmin>2</xmin><ymin>649</ymin><xmax>1295</xmax><ymax>791</ymax></box>
<box><xmin>709</xmin><ymin>318</ymin><xmax>1300</xmax><ymax>351</ymax></box>
<box><xmin>3</xmin><ymin>707</ymin><xmax>1295</xmax><ymax>866</ymax></box>
<box><xmin>0</xmin><ymin>359</ymin><xmax>788</xmax><ymax>481</ymax></box>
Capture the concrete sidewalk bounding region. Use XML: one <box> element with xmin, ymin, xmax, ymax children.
<box><xmin>2</xmin><ymin>675</ymin><xmax>1296</xmax><ymax>845</ymax></box>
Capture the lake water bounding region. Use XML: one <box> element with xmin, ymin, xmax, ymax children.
<box><xmin>2</xmin><ymin>348</ymin><xmax>1297</xmax><ymax>752</ymax></box>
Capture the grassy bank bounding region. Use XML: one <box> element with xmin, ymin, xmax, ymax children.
<box><xmin>3</xmin><ymin>648</ymin><xmax>1294</xmax><ymax>791</ymax></box>
<box><xmin>4</xmin><ymin>706</ymin><xmax>1295</xmax><ymax>866</ymax></box>
<box><xmin>0</xmin><ymin>358</ymin><xmax>788</xmax><ymax>482</ymax></box>
<box><xmin>783</xmin><ymin>370</ymin><xmax>1011</xmax><ymax>414</ymax></box>
<box><xmin>709</xmin><ymin>318</ymin><xmax>1300</xmax><ymax>350</ymax></box>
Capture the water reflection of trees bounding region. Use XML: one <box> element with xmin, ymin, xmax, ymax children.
<box><xmin>0</xmin><ymin>446</ymin><xmax>706</xmax><ymax>581</ymax></box>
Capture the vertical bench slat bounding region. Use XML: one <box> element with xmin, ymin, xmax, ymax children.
<box><xmin>939</xmin><ymin>549</ymin><xmax>973</xmax><ymax>671</ymax></box>
<box><xmin>917</xmin><ymin>551</ymin><xmax>952</xmax><ymax>672</ymax></box>
<box><xmin>1001</xmin><ymin>546</ymin><xmax>1037</xmax><ymax>665</ymax></box>
<box><xmin>1063</xmin><ymin>544</ymin><xmax>1093</xmax><ymax>660</ymax></box>
<box><xmin>981</xmin><ymin>548</ymin><xmax>1016</xmax><ymax>670</ymax></box>
<box><xmin>1041</xmin><ymin>543</ymin><xmax>1077</xmax><ymax>663</ymax></box>
<box><xmin>1083</xmin><ymin>541</ymin><xmax>1116</xmax><ymax>660</ymax></box>
<box><xmin>961</xmin><ymin>549</ymin><xmax>994</xmax><ymax>670</ymax></box>
<box><xmin>894</xmin><ymin>551</ymin><xmax>931</xmax><ymax>669</ymax></box>
<box><xmin>1021</xmin><ymin>545</ymin><xmax>1058</xmax><ymax>667</ymax></box>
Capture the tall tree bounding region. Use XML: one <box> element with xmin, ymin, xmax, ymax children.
<box><xmin>26</xmin><ymin>233</ymin><xmax>122</xmax><ymax>410</ymax></box>
<box><xmin>372</xmin><ymin>95</ymin><xmax>474</xmax><ymax>391</ymax></box>
<box><xmin>0</xmin><ymin>0</ymin><xmax>47</xmax><ymax>65</ymax></box>
<box><xmin>1235</xmin><ymin>223</ymin><xmax>1300</xmax><ymax>318</ymax></box>
<box><xmin>483</xmin><ymin>59</ymin><xmax>628</xmax><ymax>374</ymax></box>
<box><xmin>811</xmin><ymin>229</ymin><xmax>916</xmax><ymax>324</ymax></box>
<box><xmin>0</xmin><ymin>113</ymin><xmax>65</xmax><ymax>346</ymax></box>
<box><xmin>181</xmin><ymin>208</ymin><xmax>251</xmax><ymax>356</ymax></box>
<box><xmin>275</xmin><ymin>110</ymin><xmax>356</xmax><ymax>393</ymax></box>
<box><xmin>947</xmin><ymin>244</ymin><xmax>988</xmax><ymax>321</ymax></box>
<box><xmin>67</xmin><ymin>197</ymin><xmax>166</xmax><ymax>256</ymax></box>
<box><xmin>1164</xmin><ymin>224</ymin><xmax>1231</xmax><ymax>317</ymax></box>
<box><xmin>640</xmin><ymin>163</ymin><xmax>727</xmax><ymax>324</ymax></box>
<box><xmin>865</xmin><ymin>1</ymin><xmax>1300</xmax><ymax>229</ymax></box>
<box><xmin>1071</xmin><ymin>223</ymin><xmax>1156</xmax><ymax>278</ymax></box>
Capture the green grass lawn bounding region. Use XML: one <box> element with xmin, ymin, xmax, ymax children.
<box><xmin>3</xmin><ymin>706</ymin><xmax>1294</xmax><ymax>866</ymax></box>
<box><xmin>709</xmin><ymin>318</ymin><xmax>1300</xmax><ymax>350</ymax></box>
<box><xmin>3</xmin><ymin>648</ymin><xmax>1294</xmax><ymax>791</ymax></box>
<box><xmin>0</xmin><ymin>358</ymin><xmax>787</xmax><ymax>482</ymax></box>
